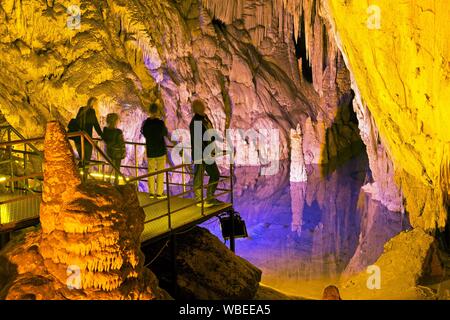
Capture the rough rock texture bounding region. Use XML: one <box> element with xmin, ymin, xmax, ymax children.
<box><xmin>0</xmin><ymin>122</ymin><xmax>169</xmax><ymax>299</ymax></box>
<box><xmin>289</xmin><ymin>124</ymin><xmax>307</xmax><ymax>182</ymax></box>
<box><xmin>341</xmin><ymin>228</ymin><xmax>444</xmax><ymax>299</ymax></box>
<box><xmin>353</xmin><ymin>97</ymin><xmax>403</xmax><ymax>212</ymax></box>
<box><xmin>323</xmin><ymin>0</ymin><xmax>450</xmax><ymax>230</ymax></box>
<box><xmin>201</xmin><ymin>0</ymin><xmax>362</xmax><ymax>164</ymax></box>
<box><xmin>322</xmin><ymin>285</ymin><xmax>341</xmax><ymax>300</ymax></box>
<box><xmin>143</xmin><ymin>227</ymin><xmax>262</xmax><ymax>300</ymax></box>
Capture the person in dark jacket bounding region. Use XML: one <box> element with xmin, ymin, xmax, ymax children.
<box><xmin>103</xmin><ymin>113</ymin><xmax>125</xmax><ymax>185</ymax></box>
<box><xmin>75</xmin><ymin>97</ymin><xmax>103</xmax><ymax>168</ymax></box>
<box><xmin>141</xmin><ymin>103</ymin><xmax>169</xmax><ymax>199</ymax></box>
<box><xmin>189</xmin><ymin>99</ymin><xmax>220</xmax><ymax>207</ymax></box>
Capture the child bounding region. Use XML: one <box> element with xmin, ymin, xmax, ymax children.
<box><xmin>103</xmin><ymin>113</ymin><xmax>126</xmax><ymax>184</ymax></box>
<box><xmin>141</xmin><ymin>103</ymin><xmax>169</xmax><ymax>199</ymax></box>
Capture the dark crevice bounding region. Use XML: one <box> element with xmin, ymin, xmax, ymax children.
<box><xmin>293</xmin><ymin>19</ymin><xmax>313</xmax><ymax>84</ymax></box>
<box><xmin>322</xmin><ymin>24</ymin><xmax>328</xmax><ymax>72</ymax></box>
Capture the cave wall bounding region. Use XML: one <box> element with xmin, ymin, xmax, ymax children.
<box><xmin>200</xmin><ymin>0</ymin><xmax>362</xmax><ymax>164</ymax></box>
<box><xmin>0</xmin><ymin>0</ymin><xmax>361</xmax><ymax>170</ymax></box>
<box><xmin>322</xmin><ymin>0</ymin><xmax>450</xmax><ymax>230</ymax></box>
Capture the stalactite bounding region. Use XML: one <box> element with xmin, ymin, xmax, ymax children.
<box><xmin>200</xmin><ymin>0</ymin><xmax>340</xmax><ymax>97</ymax></box>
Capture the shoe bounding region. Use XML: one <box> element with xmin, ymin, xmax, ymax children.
<box><xmin>149</xmin><ymin>193</ymin><xmax>156</xmax><ymax>199</ymax></box>
<box><xmin>208</xmin><ymin>199</ymin><xmax>223</xmax><ymax>206</ymax></box>
<box><xmin>156</xmin><ymin>194</ymin><xmax>168</xmax><ymax>200</ymax></box>
<box><xmin>196</xmin><ymin>201</ymin><xmax>214</xmax><ymax>208</ymax></box>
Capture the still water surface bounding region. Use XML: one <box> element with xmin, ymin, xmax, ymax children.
<box><xmin>203</xmin><ymin>154</ymin><xmax>410</xmax><ymax>299</ymax></box>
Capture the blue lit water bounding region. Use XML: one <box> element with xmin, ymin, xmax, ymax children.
<box><xmin>201</xmin><ymin>154</ymin><xmax>410</xmax><ymax>299</ymax></box>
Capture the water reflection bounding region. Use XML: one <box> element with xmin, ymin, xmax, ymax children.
<box><xmin>203</xmin><ymin>154</ymin><xmax>410</xmax><ymax>299</ymax></box>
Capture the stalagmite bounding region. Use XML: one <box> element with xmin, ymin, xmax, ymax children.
<box><xmin>0</xmin><ymin>122</ymin><xmax>169</xmax><ymax>300</ymax></box>
<box><xmin>290</xmin><ymin>124</ymin><xmax>307</xmax><ymax>182</ymax></box>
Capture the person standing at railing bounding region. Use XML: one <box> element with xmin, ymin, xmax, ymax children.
<box><xmin>74</xmin><ymin>97</ymin><xmax>103</xmax><ymax>169</ymax></box>
<box><xmin>189</xmin><ymin>99</ymin><xmax>221</xmax><ymax>208</ymax></box>
<box><xmin>103</xmin><ymin>113</ymin><xmax>126</xmax><ymax>185</ymax></box>
<box><xmin>141</xmin><ymin>103</ymin><xmax>169</xmax><ymax>199</ymax></box>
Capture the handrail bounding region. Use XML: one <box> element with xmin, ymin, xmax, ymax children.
<box><xmin>0</xmin><ymin>125</ymin><xmax>235</xmax><ymax>241</ymax></box>
<box><xmin>0</xmin><ymin>125</ymin><xmax>43</xmax><ymax>157</ymax></box>
<box><xmin>0</xmin><ymin>137</ymin><xmax>45</xmax><ymax>148</ymax></box>
<box><xmin>125</xmin><ymin>163</ymin><xmax>188</xmax><ymax>184</ymax></box>
<box><xmin>67</xmin><ymin>131</ymin><xmax>127</xmax><ymax>182</ymax></box>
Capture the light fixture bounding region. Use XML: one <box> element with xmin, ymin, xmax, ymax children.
<box><xmin>219</xmin><ymin>210</ymin><xmax>248</xmax><ymax>240</ymax></box>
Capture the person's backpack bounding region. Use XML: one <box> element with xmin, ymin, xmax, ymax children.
<box><xmin>107</xmin><ymin>130</ymin><xmax>126</xmax><ymax>160</ymax></box>
<box><xmin>67</xmin><ymin>118</ymin><xmax>79</xmax><ymax>132</ymax></box>
<box><xmin>67</xmin><ymin>118</ymin><xmax>80</xmax><ymax>142</ymax></box>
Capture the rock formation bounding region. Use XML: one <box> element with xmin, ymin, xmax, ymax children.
<box><xmin>201</xmin><ymin>0</ymin><xmax>450</xmax><ymax>231</ymax></box>
<box><xmin>341</xmin><ymin>228</ymin><xmax>444</xmax><ymax>299</ymax></box>
<box><xmin>289</xmin><ymin>124</ymin><xmax>307</xmax><ymax>182</ymax></box>
<box><xmin>142</xmin><ymin>227</ymin><xmax>262</xmax><ymax>300</ymax></box>
<box><xmin>0</xmin><ymin>0</ymin><xmax>361</xmax><ymax>172</ymax></box>
<box><xmin>322</xmin><ymin>285</ymin><xmax>341</xmax><ymax>300</ymax></box>
<box><xmin>323</xmin><ymin>0</ymin><xmax>450</xmax><ymax>230</ymax></box>
<box><xmin>0</xmin><ymin>122</ymin><xmax>169</xmax><ymax>299</ymax></box>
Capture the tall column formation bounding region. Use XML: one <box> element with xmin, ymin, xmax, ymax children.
<box><xmin>39</xmin><ymin>121</ymin><xmax>144</xmax><ymax>293</ymax></box>
<box><xmin>39</xmin><ymin>121</ymin><xmax>82</xmax><ymax>233</ymax></box>
<box><xmin>290</xmin><ymin>124</ymin><xmax>307</xmax><ymax>182</ymax></box>
<box><xmin>0</xmin><ymin>121</ymin><xmax>167</xmax><ymax>299</ymax></box>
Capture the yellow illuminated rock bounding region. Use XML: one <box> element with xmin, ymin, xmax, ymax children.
<box><xmin>323</xmin><ymin>0</ymin><xmax>450</xmax><ymax>231</ymax></box>
<box><xmin>0</xmin><ymin>122</ymin><xmax>170</xmax><ymax>299</ymax></box>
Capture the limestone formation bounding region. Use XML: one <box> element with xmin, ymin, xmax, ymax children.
<box><xmin>0</xmin><ymin>122</ymin><xmax>169</xmax><ymax>299</ymax></box>
<box><xmin>322</xmin><ymin>285</ymin><xmax>341</xmax><ymax>300</ymax></box>
<box><xmin>289</xmin><ymin>124</ymin><xmax>307</xmax><ymax>182</ymax></box>
<box><xmin>202</xmin><ymin>0</ymin><xmax>450</xmax><ymax>233</ymax></box>
<box><xmin>143</xmin><ymin>227</ymin><xmax>262</xmax><ymax>300</ymax></box>
<box><xmin>341</xmin><ymin>228</ymin><xmax>444</xmax><ymax>299</ymax></box>
<box><xmin>323</xmin><ymin>0</ymin><xmax>450</xmax><ymax>230</ymax></box>
<box><xmin>0</xmin><ymin>0</ymin><xmax>360</xmax><ymax>172</ymax></box>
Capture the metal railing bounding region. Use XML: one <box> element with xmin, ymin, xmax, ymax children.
<box><xmin>0</xmin><ymin>130</ymin><xmax>127</xmax><ymax>227</ymax></box>
<box><xmin>0</xmin><ymin>125</ymin><xmax>44</xmax><ymax>194</ymax></box>
<box><xmin>125</xmin><ymin>159</ymin><xmax>234</xmax><ymax>233</ymax></box>
<box><xmin>0</xmin><ymin>127</ymin><xmax>235</xmax><ymax>238</ymax></box>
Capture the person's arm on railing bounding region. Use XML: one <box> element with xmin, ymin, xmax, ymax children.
<box><xmin>92</xmin><ymin>109</ymin><xmax>103</xmax><ymax>139</ymax></box>
<box><xmin>118</xmin><ymin>130</ymin><xmax>126</xmax><ymax>160</ymax></box>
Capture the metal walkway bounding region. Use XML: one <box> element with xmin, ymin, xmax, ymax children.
<box><xmin>138</xmin><ymin>193</ymin><xmax>232</xmax><ymax>244</ymax></box>
<box><xmin>0</xmin><ymin>126</ymin><xmax>235</xmax><ymax>248</ymax></box>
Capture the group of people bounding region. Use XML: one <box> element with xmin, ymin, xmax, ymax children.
<box><xmin>69</xmin><ymin>97</ymin><xmax>221</xmax><ymax>207</ymax></box>
<box><xmin>69</xmin><ymin>97</ymin><xmax>126</xmax><ymax>185</ymax></box>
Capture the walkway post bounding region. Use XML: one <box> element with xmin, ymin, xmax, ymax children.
<box><xmin>134</xmin><ymin>144</ymin><xmax>138</xmax><ymax>179</ymax></box>
<box><xmin>8</xmin><ymin>128</ymin><xmax>14</xmax><ymax>193</ymax></box>
<box><xmin>200</xmin><ymin>166</ymin><xmax>204</xmax><ymax>216</ymax></box>
<box><xmin>166</xmin><ymin>171</ymin><xmax>171</xmax><ymax>230</ymax></box>
<box><xmin>81</xmin><ymin>134</ymin><xmax>86</xmax><ymax>182</ymax></box>
<box><xmin>230</xmin><ymin>209</ymin><xmax>235</xmax><ymax>253</ymax></box>
<box><xmin>170</xmin><ymin>233</ymin><xmax>178</xmax><ymax>296</ymax></box>
<box><xmin>24</xmin><ymin>143</ymin><xmax>28</xmax><ymax>190</ymax></box>
<box><xmin>181</xmin><ymin>148</ymin><xmax>186</xmax><ymax>194</ymax></box>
